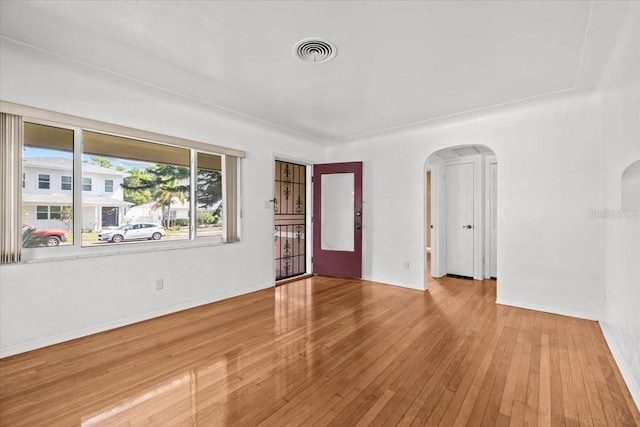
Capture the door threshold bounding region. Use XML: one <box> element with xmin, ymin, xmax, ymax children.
<box><xmin>275</xmin><ymin>274</ymin><xmax>313</xmax><ymax>286</ymax></box>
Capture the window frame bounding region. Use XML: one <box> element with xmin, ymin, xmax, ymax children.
<box><xmin>3</xmin><ymin>101</ymin><xmax>245</xmax><ymax>262</ymax></box>
<box><xmin>104</xmin><ymin>179</ymin><xmax>114</xmax><ymax>193</ymax></box>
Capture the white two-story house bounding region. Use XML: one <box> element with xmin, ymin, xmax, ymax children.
<box><xmin>23</xmin><ymin>157</ymin><xmax>132</xmax><ymax>231</ymax></box>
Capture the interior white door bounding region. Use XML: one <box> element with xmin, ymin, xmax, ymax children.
<box><xmin>446</xmin><ymin>162</ymin><xmax>474</xmax><ymax>277</ymax></box>
<box><xmin>490</xmin><ymin>163</ymin><xmax>498</xmax><ymax>278</ymax></box>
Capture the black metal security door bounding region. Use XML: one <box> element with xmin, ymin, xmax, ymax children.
<box><xmin>274</xmin><ymin>161</ymin><xmax>306</xmax><ymax>280</ymax></box>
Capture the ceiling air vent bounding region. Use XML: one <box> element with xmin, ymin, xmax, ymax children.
<box><xmin>293</xmin><ymin>38</ymin><xmax>337</xmax><ymax>64</ymax></box>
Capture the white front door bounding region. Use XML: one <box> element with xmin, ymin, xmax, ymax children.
<box><xmin>446</xmin><ymin>162</ymin><xmax>474</xmax><ymax>277</ymax></box>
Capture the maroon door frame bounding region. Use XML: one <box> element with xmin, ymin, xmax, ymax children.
<box><xmin>312</xmin><ymin>161</ymin><xmax>363</xmax><ymax>278</ymax></box>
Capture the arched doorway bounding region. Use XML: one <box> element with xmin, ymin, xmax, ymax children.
<box><xmin>424</xmin><ymin>145</ymin><xmax>497</xmax><ymax>287</ymax></box>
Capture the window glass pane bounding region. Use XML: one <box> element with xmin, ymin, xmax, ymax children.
<box><xmin>61</xmin><ymin>175</ymin><xmax>72</xmax><ymax>190</ymax></box>
<box><xmin>23</xmin><ymin>122</ymin><xmax>73</xmax><ymax>247</ymax></box>
<box><xmin>321</xmin><ymin>173</ymin><xmax>355</xmax><ymax>251</ymax></box>
<box><xmin>196</xmin><ymin>152</ymin><xmax>223</xmax><ymax>238</ymax></box>
<box><xmin>50</xmin><ymin>206</ymin><xmax>61</xmax><ymax>220</ymax></box>
<box><xmin>82</xmin><ymin>177</ymin><xmax>92</xmax><ymax>191</ymax></box>
<box><xmin>82</xmin><ymin>131</ymin><xmax>190</xmax><ymax>245</ymax></box>
<box><xmin>36</xmin><ymin>205</ymin><xmax>48</xmax><ymax>220</ymax></box>
<box><xmin>38</xmin><ymin>174</ymin><xmax>50</xmax><ymax>189</ymax></box>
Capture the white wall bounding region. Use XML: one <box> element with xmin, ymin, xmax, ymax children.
<box><xmin>326</xmin><ymin>92</ymin><xmax>605</xmax><ymax>319</ymax></box>
<box><xmin>598</xmin><ymin>2</ymin><xmax>640</xmax><ymax>407</ymax></box>
<box><xmin>0</xmin><ymin>39</ymin><xmax>326</xmax><ymax>357</ymax></box>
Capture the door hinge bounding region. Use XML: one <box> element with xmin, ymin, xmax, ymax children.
<box><xmin>311</xmin><ymin>176</ymin><xmax>314</xmax><ymax>182</ymax></box>
<box><xmin>311</xmin><ymin>257</ymin><xmax>314</xmax><ymax>264</ymax></box>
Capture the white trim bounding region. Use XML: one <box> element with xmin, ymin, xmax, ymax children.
<box><xmin>599</xmin><ymin>322</ymin><xmax>640</xmax><ymax>410</ymax></box>
<box><xmin>496</xmin><ymin>298</ymin><xmax>598</xmax><ymax>321</ymax></box>
<box><xmin>427</xmin><ymin>158</ymin><xmax>447</xmax><ymax>279</ymax></box>
<box><xmin>0</xmin><ymin>281</ymin><xmax>271</xmax><ymax>358</ymax></box>
<box><xmin>484</xmin><ymin>156</ymin><xmax>497</xmax><ymax>278</ymax></box>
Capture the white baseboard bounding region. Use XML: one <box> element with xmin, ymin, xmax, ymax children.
<box><xmin>495</xmin><ymin>298</ymin><xmax>599</xmax><ymax>321</ymax></box>
<box><xmin>362</xmin><ymin>275</ymin><xmax>425</xmax><ymax>291</ymax></box>
<box><xmin>0</xmin><ymin>281</ymin><xmax>272</xmax><ymax>358</ymax></box>
<box><xmin>599</xmin><ymin>322</ymin><xmax>640</xmax><ymax>410</ymax></box>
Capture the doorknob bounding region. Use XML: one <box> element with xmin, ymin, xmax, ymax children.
<box><xmin>463</xmin><ymin>224</ymin><xmax>473</xmax><ymax>229</ymax></box>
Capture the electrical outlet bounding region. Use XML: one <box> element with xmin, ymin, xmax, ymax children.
<box><xmin>156</xmin><ymin>279</ymin><xmax>164</xmax><ymax>290</ymax></box>
<box><xmin>403</xmin><ymin>261</ymin><xmax>410</xmax><ymax>269</ymax></box>
<box><xmin>264</xmin><ymin>201</ymin><xmax>272</xmax><ymax>209</ymax></box>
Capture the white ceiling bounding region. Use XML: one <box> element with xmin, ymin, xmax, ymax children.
<box><xmin>0</xmin><ymin>1</ymin><xmax>604</xmax><ymax>142</ymax></box>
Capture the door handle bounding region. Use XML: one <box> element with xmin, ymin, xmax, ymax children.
<box><xmin>463</xmin><ymin>224</ymin><xmax>473</xmax><ymax>229</ymax></box>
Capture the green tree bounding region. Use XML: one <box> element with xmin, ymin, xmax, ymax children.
<box><xmin>153</xmin><ymin>179</ymin><xmax>188</xmax><ymax>227</ymax></box>
<box><xmin>60</xmin><ymin>206</ymin><xmax>73</xmax><ymax>234</ymax></box>
<box><xmin>122</xmin><ymin>168</ymin><xmax>153</xmax><ymax>206</ymax></box>
<box><xmin>197</xmin><ymin>169</ymin><xmax>222</xmax><ymax>215</ymax></box>
<box><xmin>121</xmin><ymin>164</ymin><xmax>189</xmax><ymax>226</ymax></box>
<box><xmin>90</xmin><ymin>156</ymin><xmax>113</xmax><ymax>169</ymax></box>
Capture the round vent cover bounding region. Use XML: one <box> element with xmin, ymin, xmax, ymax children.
<box><xmin>293</xmin><ymin>38</ymin><xmax>337</xmax><ymax>64</ymax></box>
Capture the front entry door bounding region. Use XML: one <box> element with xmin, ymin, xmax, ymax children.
<box><xmin>446</xmin><ymin>162</ymin><xmax>474</xmax><ymax>277</ymax></box>
<box><xmin>274</xmin><ymin>160</ymin><xmax>307</xmax><ymax>281</ymax></box>
<box><xmin>313</xmin><ymin>162</ymin><xmax>363</xmax><ymax>278</ymax></box>
<box><xmin>102</xmin><ymin>207</ymin><xmax>118</xmax><ymax>227</ymax></box>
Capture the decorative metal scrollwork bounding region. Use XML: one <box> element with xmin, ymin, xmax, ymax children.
<box><xmin>283</xmin><ymin>164</ymin><xmax>292</xmax><ymax>200</ymax></box>
<box><xmin>295</xmin><ymin>195</ymin><xmax>304</xmax><ymax>214</ymax></box>
<box><xmin>282</xmin><ymin>239</ymin><xmax>292</xmax><ymax>276</ymax></box>
<box><xmin>274</xmin><ymin>161</ymin><xmax>307</xmax><ymax>280</ymax></box>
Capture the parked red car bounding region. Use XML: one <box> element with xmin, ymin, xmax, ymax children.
<box><xmin>22</xmin><ymin>225</ymin><xmax>68</xmax><ymax>247</ymax></box>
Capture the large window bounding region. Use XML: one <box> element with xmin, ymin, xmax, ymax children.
<box><xmin>3</xmin><ymin>104</ymin><xmax>243</xmax><ymax>261</ymax></box>
<box><xmin>82</xmin><ymin>131</ymin><xmax>194</xmax><ymax>245</ymax></box>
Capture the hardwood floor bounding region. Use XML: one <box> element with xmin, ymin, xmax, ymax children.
<box><xmin>1</xmin><ymin>276</ymin><xmax>638</xmax><ymax>426</ymax></box>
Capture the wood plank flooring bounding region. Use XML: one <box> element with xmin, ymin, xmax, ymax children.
<box><xmin>1</xmin><ymin>275</ymin><xmax>638</xmax><ymax>426</ymax></box>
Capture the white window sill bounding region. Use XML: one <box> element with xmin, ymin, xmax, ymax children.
<box><xmin>17</xmin><ymin>235</ymin><xmax>228</xmax><ymax>264</ymax></box>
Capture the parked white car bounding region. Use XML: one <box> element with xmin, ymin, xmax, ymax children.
<box><xmin>98</xmin><ymin>223</ymin><xmax>166</xmax><ymax>243</ymax></box>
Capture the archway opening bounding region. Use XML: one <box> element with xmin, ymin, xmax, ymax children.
<box><xmin>424</xmin><ymin>145</ymin><xmax>497</xmax><ymax>288</ymax></box>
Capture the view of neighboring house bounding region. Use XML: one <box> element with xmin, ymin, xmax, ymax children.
<box><xmin>125</xmin><ymin>197</ymin><xmax>190</xmax><ymax>225</ymax></box>
<box><xmin>22</xmin><ymin>157</ymin><xmax>132</xmax><ymax>231</ymax></box>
